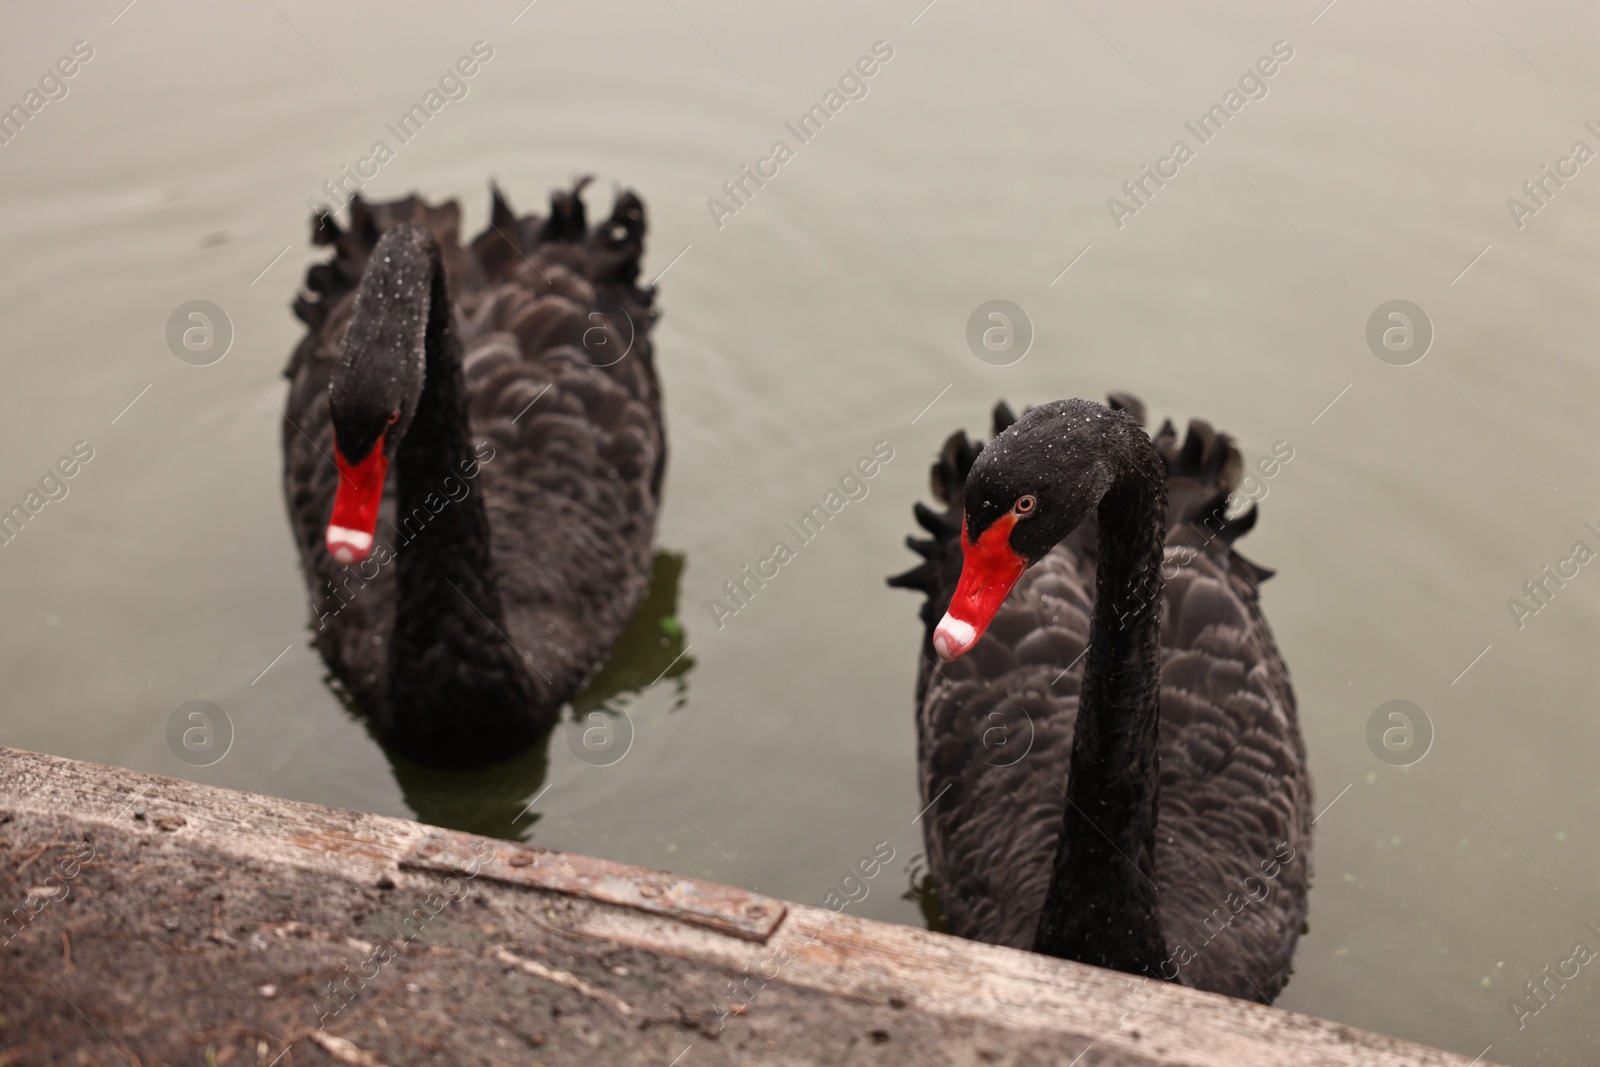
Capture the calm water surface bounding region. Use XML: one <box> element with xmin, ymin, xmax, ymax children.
<box><xmin>1</xmin><ymin>2</ymin><xmax>1597</xmax><ymax>1062</ymax></box>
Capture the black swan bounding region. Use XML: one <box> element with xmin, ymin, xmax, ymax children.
<box><xmin>889</xmin><ymin>395</ymin><xmax>1311</xmax><ymax>1001</ymax></box>
<box><xmin>280</xmin><ymin>181</ymin><xmax>663</xmax><ymax>768</ymax></box>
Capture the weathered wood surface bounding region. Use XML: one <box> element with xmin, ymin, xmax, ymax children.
<box><xmin>0</xmin><ymin>747</ymin><xmax>1489</xmax><ymax>1066</ymax></box>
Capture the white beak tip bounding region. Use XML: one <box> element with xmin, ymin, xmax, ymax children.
<box><xmin>326</xmin><ymin>526</ymin><xmax>373</xmax><ymax>566</ymax></box>
<box><xmin>932</xmin><ymin>614</ymin><xmax>978</xmax><ymax>662</ymax></box>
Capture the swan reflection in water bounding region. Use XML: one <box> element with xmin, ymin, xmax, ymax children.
<box><xmin>330</xmin><ymin>551</ymin><xmax>694</xmax><ymax>840</ymax></box>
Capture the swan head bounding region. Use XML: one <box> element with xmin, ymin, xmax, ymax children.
<box><xmin>934</xmin><ymin>399</ymin><xmax>1129</xmax><ymax>662</ymax></box>
<box><xmin>325</xmin><ymin>226</ymin><xmax>437</xmax><ymax>565</ymax></box>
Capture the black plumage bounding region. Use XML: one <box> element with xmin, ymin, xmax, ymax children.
<box><xmin>281</xmin><ymin>182</ymin><xmax>663</xmax><ymax>767</ymax></box>
<box><xmin>889</xmin><ymin>395</ymin><xmax>1311</xmax><ymax>1001</ymax></box>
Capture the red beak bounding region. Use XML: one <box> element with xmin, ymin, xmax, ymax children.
<box><xmin>326</xmin><ymin>430</ymin><xmax>388</xmax><ymax>566</ymax></box>
<box><xmin>933</xmin><ymin>513</ymin><xmax>1027</xmax><ymax>662</ymax></box>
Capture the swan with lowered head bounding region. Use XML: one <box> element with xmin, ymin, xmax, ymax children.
<box><xmin>280</xmin><ymin>181</ymin><xmax>664</xmax><ymax>768</ymax></box>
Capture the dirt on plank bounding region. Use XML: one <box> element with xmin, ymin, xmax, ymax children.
<box><xmin>0</xmin><ymin>805</ymin><xmax>1144</xmax><ymax>1067</ymax></box>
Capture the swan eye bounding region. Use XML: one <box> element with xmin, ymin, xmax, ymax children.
<box><xmin>1014</xmin><ymin>494</ymin><xmax>1037</xmax><ymax>516</ymax></box>
<box><xmin>386</xmin><ymin>411</ymin><xmax>400</xmax><ymax>425</ymax></box>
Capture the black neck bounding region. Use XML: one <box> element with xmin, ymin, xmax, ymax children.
<box><xmin>1033</xmin><ymin>436</ymin><xmax>1170</xmax><ymax>975</ymax></box>
<box><xmin>382</xmin><ymin>250</ymin><xmax>547</xmax><ymax>765</ymax></box>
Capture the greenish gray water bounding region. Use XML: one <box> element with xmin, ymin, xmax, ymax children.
<box><xmin>1</xmin><ymin>2</ymin><xmax>1597</xmax><ymax>1061</ymax></box>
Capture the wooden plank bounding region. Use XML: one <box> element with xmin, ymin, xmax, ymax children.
<box><xmin>0</xmin><ymin>747</ymin><xmax>1490</xmax><ymax>1067</ymax></box>
<box><xmin>400</xmin><ymin>830</ymin><xmax>787</xmax><ymax>942</ymax></box>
